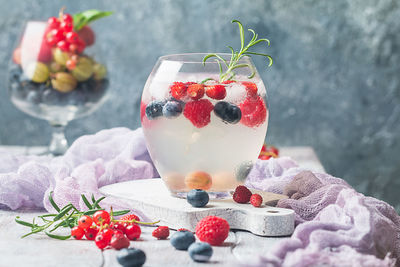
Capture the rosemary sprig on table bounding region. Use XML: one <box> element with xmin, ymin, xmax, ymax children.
<box><xmin>203</xmin><ymin>20</ymin><xmax>273</xmax><ymax>82</ymax></box>
<box><xmin>15</xmin><ymin>192</ymin><xmax>134</xmax><ymax>240</ymax></box>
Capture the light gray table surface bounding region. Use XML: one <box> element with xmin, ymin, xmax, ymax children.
<box><xmin>0</xmin><ymin>146</ymin><xmax>324</xmax><ymax>267</ymax></box>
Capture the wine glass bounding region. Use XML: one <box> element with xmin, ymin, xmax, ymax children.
<box><xmin>141</xmin><ymin>53</ymin><xmax>268</xmax><ymax>198</ymax></box>
<box><xmin>8</xmin><ymin>21</ymin><xmax>109</xmax><ymax>155</ymax></box>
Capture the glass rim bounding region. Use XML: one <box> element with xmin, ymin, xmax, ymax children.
<box><xmin>157</xmin><ymin>53</ymin><xmax>252</xmax><ymax>64</ymax></box>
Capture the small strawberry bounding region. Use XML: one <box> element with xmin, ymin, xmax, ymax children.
<box><xmin>183</xmin><ymin>99</ymin><xmax>214</xmax><ymax>128</ymax></box>
<box><xmin>239</xmin><ymin>96</ymin><xmax>267</xmax><ymax>128</ymax></box>
<box><xmin>232</xmin><ymin>185</ymin><xmax>252</xmax><ymax>204</ymax></box>
<box><xmin>250</xmin><ymin>194</ymin><xmax>263</xmax><ymax>207</ymax></box>
<box><xmin>205</xmin><ymin>84</ymin><xmax>226</xmax><ymax>100</ymax></box>
<box><xmin>170</xmin><ymin>82</ymin><xmax>187</xmax><ymax>100</ymax></box>
<box><xmin>152</xmin><ymin>226</ymin><xmax>170</xmax><ymax>240</ymax></box>
<box><xmin>187</xmin><ymin>83</ymin><xmax>205</xmax><ymax>100</ymax></box>
<box><xmin>241</xmin><ymin>81</ymin><xmax>258</xmax><ymax>97</ymax></box>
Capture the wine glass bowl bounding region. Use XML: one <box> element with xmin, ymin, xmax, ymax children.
<box><xmin>141</xmin><ymin>53</ymin><xmax>269</xmax><ymax>198</ymax></box>
<box><xmin>8</xmin><ymin>21</ymin><xmax>109</xmax><ymax>155</ymax></box>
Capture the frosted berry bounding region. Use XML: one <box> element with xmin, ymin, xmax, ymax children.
<box><xmin>183</xmin><ymin>99</ymin><xmax>214</xmax><ymax>128</ymax></box>
<box><xmin>117</xmin><ymin>248</ymin><xmax>146</xmax><ymax>267</ymax></box>
<box><xmin>162</xmin><ymin>100</ymin><xmax>183</xmax><ymax>118</ymax></box>
<box><xmin>250</xmin><ymin>194</ymin><xmax>263</xmax><ymax>207</ymax></box>
<box><xmin>152</xmin><ymin>226</ymin><xmax>170</xmax><ymax>239</ymax></box>
<box><xmin>187</xmin><ymin>83</ymin><xmax>205</xmax><ymax>100</ymax></box>
<box><xmin>195</xmin><ymin>216</ymin><xmax>230</xmax><ymax>246</ymax></box>
<box><xmin>145</xmin><ymin>101</ymin><xmax>164</xmax><ymax>120</ymax></box>
<box><xmin>205</xmin><ymin>84</ymin><xmax>226</xmax><ymax>100</ymax></box>
<box><xmin>170</xmin><ymin>231</ymin><xmax>195</xmax><ymax>250</ymax></box>
<box><xmin>188</xmin><ymin>242</ymin><xmax>213</xmax><ymax>262</ymax></box>
<box><xmin>170</xmin><ymin>82</ymin><xmax>187</xmax><ymax>100</ymax></box>
<box><xmin>241</xmin><ymin>81</ymin><xmax>258</xmax><ymax>97</ymax></box>
<box><xmin>187</xmin><ymin>189</ymin><xmax>209</xmax><ymax>207</ymax></box>
<box><xmin>214</xmin><ymin>101</ymin><xmax>242</xmax><ymax>124</ymax></box>
<box><xmin>239</xmin><ymin>96</ymin><xmax>267</xmax><ymax>128</ymax></box>
<box><xmin>71</xmin><ymin>226</ymin><xmax>84</xmax><ymax>240</ymax></box>
<box><xmin>232</xmin><ymin>185</ymin><xmax>252</xmax><ymax>203</ymax></box>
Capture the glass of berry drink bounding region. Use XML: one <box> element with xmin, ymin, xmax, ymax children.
<box><xmin>8</xmin><ymin>10</ymin><xmax>111</xmax><ymax>155</ymax></box>
<box><xmin>141</xmin><ymin>21</ymin><xmax>272</xmax><ymax>198</ymax></box>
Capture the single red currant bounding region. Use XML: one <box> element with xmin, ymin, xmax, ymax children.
<box><xmin>84</xmin><ymin>227</ymin><xmax>99</xmax><ymax>240</ymax></box>
<box><xmin>76</xmin><ymin>39</ymin><xmax>86</xmax><ymax>54</ymax></box>
<box><xmin>93</xmin><ymin>210</ymin><xmax>111</xmax><ymax>225</ymax></box>
<box><xmin>71</xmin><ymin>226</ymin><xmax>84</xmax><ymax>240</ymax></box>
<box><xmin>125</xmin><ymin>224</ymin><xmax>141</xmax><ymax>240</ymax></box>
<box><xmin>60</xmin><ymin>21</ymin><xmax>73</xmax><ymax>32</ymax></box>
<box><xmin>78</xmin><ymin>215</ymin><xmax>93</xmax><ymax>230</ymax></box>
<box><xmin>100</xmin><ymin>228</ymin><xmax>114</xmax><ymax>243</ymax></box>
<box><xmin>65</xmin><ymin>32</ymin><xmax>79</xmax><ymax>44</ymax></box>
<box><xmin>47</xmin><ymin>17</ymin><xmax>60</xmax><ymax>29</ymax></box>
<box><xmin>62</xmin><ymin>13</ymin><xmax>73</xmax><ymax>24</ymax></box>
<box><xmin>110</xmin><ymin>222</ymin><xmax>126</xmax><ymax>233</ymax></box>
<box><xmin>57</xmin><ymin>40</ymin><xmax>70</xmax><ymax>52</ymax></box>
<box><xmin>95</xmin><ymin>233</ymin><xmax>109</xmax><ymax>249</ymax></box>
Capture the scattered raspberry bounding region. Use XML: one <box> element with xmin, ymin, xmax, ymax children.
<box><xmin>183</xmin><ymin>99</ymin><xmax>214</xmax><ymax>128</ymax></box>
<box><xmin>187</xmin><ymin>83</ymin><xmax>205</xmax><ymax>100</ymax></box>
<box><xmin>205</xmin><ymin>84</ymin><xmax>226</xmax><ymax>100</ymax></box>
<box><xmin>170</xmin><ymin>82</ymin><xmax>187</xmax><ymax>100</ymax></box>
<box><xmin>120</xmin><ymin>214</ymin><xmax>140</xmax><ymax>223</ymax></box>
<box><xmin>152</xmin><ymin>226</ymin><xmax>170</xmax><ymax>239</ymax></box>
<box><xmin>177</xmin><ymin>228</ymin><xmax>191</xmax><ymax>232</ymax></box>
<box><xmin>195</xmin><ymin>216</ymin><xmax>230</xmax><ymax>246</ymax></box>
<box><xmin>239</xmin><ymin>96</ymin><xmax>267</xmax><ymax>127</ymax></box>
<box><xmin>241</xmin><ymin>81</ymin><xmax>258</xmax><ymax>97</ymax></box>
<box><xmin>232</xmin><ymin>185</ymin><xmax>252</xmax><ymax>204</ymax></box>
<box><xmin>250</xmin><ymin>194</ymin><xmax>263</xmax><ymax>207</ymax></box>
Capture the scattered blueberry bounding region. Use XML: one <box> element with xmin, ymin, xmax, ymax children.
<box><xmin>214</xmin><ymin>101</ymin><xmax>241</xmax><ymax>124</ymax></box>
<box><xmin>145</xmin><ymin>101</ymin><xmax>164</xmax><ymax>120</ymax></box>
<box><xmin>188</xmin><ymin>242</ymin><xmax>213</xmax><ymax>262</ymax></box>
<box><xmin>170</xmin><ymin>231</ymin><xmax>196</xmax><ymax>250</ymax></box>
<box><xmin>162</xmin><ymin>100</ymin><xmax>183</xmax><ymax>118</ymax></box>
<box><xmin>116</xmin><ymin>248</ymin><xmax>146</xmax><ymax>267</ymax></box>
<box><xmin>235</xmin><ymin>161</ymin><xmax>253</xmax><ymax>182</ymax></box>
<box><xmin>187</xmin><ymin>189</ymin><xmax>209</xmax><ymax>207</ymax></box>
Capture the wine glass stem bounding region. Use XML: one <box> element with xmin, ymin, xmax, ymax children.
<box><xmin>49</xmin><ymin>123</ymin><xmax>68</xmax><ymax>156</ymax></box>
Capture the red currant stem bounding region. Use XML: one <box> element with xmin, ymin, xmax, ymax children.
<box><xmin>59</xmin><ymin>7</ymin><xmax>66</xmax><ymax>21</ymax></box>
<box><xmin>112</xmin><ymin>219</ymin><xmax>160</xmax><ymax>226</ymax></box>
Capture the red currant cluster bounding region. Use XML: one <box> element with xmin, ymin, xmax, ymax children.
<box><xmin>71</xmin><ymin>211</ymin><xmax>144</xmax><ymax>250</ymax></box>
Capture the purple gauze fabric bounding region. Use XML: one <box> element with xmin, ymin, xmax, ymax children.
<box><xmin>0</xmin><ymin>127</ymin><xmax>399</xmax><ymax>266</ymax></box>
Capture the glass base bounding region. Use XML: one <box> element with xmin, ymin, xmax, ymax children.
<box><xmin>170</xmin><ymin>190</ymin><xmax>232</xmax><ymax>199</ymax></box>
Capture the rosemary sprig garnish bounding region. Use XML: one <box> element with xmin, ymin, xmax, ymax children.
<box><xmin>15</xmin><ymin>192</ymin><xmax>157</xmax><ymax>240</ymax></box>
<box><xmin>203</xmin><ymin>20</ymin><xmax>273</xmax><ymax>82</ymax></box>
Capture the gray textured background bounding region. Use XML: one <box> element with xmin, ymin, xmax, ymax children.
<box><xmin>0</xmin><ymin>0</ymin><xmax>399</xmax><ymax>211</ymax></box>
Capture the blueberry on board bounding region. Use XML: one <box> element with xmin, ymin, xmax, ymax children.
<box><xmin>170</xmin><ymin>231</ymin><xmax>196</xmax><ymax>250</ymax></box>
<box><xmin>26</xmin><ymin>90</ymin><xmax>41</xmax><ymax>104</ymax></box>
<box><xmin>188</xmin><ymin>242</ymin><xmax>213</xmax><ymax>262</ymax></box>
<box><xmin>145</xmin><ymin>101</ymin><xmax>164</xmax><ymax>120</ymax></box>
<box><xmin>214</xmin><ymin>101</ymin><xmax>242</xmax><ymax>124</ymax></box>
<box><xmin>163</xmin><ymin>100</ymin><xmax>183</xmax><ymax>118</ymax></box>
<box><xmin>187</xmin><ymin>189</ymin><xmax>209</xmax><ymax>207</ymax></box>
<box><xmin>116</xmin><ymin>248</ymin><xmax>146</xmax><ymax>267</ymax></box>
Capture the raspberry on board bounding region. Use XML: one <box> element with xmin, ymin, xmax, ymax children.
<box><xmin>232</xmin><ymin>185</ymin><xmax>252</xmax><ymax>204</ymax></box>
<box><xmin>195</xmin><ymin>216</ymin><xmax>230</xmax><ymax>246</ymax></box>
<box><xmin>152</xmin><ymin>226</ymin><xmax>170</xmax><ymax>240</ymax></box>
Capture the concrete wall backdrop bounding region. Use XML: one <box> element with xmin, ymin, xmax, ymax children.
<box><xmin>0</xmin><ymin>0</ymin><xmax>399</xmax><ymax>211</ymax></box>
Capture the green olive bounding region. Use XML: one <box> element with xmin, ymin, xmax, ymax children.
<box><xmin>25</xmin><ymin>62</ymin><xmax>49</xmax><ymax>83</ymax></box>
<box><xmin>93</xmin><ymin>63</ymin><xmax>107</xmax><ymax>80</ymax></box>
<box><xmin>51</xmin><ymin>72</ymin><xmax>77</xmax><ymax>93</ymax></box>
<box><xmin>71</xmin><ymin>57</ymin><xmax>94</xmax><ymax>82</ymax></box>
<box><xmin>53</xmin><ymin>48</ymin><xmax>69</xmax><ymax>66</ymax></box>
